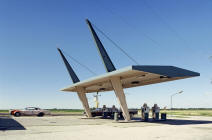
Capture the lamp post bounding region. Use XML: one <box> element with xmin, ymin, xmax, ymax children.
<box><xmin>94</xmin><ymin>91</ymin><xmax>101</xmax><ymax>108</ymax></box>
<box><xmin>210</xmin><ymin>56</ymin><xmax>212</xmax><ymax>84</ymax></box>
<box><xmin>171</xmin><ymin>91</ymin><xmax>183</xmax><ymax>110</ymax></box>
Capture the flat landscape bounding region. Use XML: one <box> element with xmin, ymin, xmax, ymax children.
<box><xmin>1</xmin><ymin>112</ymin><xmax>212</xmax><ymax>140</ymax></box>
<box><xmin>1</xmin><ymin>1</ymin><xmax>211</xmax><ymax>140</ymax></box>
<box><xmin>3</xmin><ymin>109</ymin><xmax>212</xmax><ymax>117</ymax></box>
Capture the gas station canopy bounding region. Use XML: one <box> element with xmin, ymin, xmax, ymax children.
<box><xmin>61</xmin><ymin>65</ymin><xmax>199</xmax><ymax>93</ymax></box>
<box><xmin>58</xmin><ymin>19</ymin><xmax>200</xmax><ymax>121</ymax></box>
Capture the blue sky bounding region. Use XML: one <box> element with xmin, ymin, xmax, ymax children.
<box><xmin>0</xmin><ymin>0</ymin><xmax>212</xmax><ymax>109</ymax></box>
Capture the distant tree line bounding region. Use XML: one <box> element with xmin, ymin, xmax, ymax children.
<box><xmin>165</xmin><ymin>108</ymin><xmax>212</xmax><ymax>110</ymax></box>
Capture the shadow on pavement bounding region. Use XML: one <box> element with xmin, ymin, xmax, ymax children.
<box><xmin>151</xmin><ymin>119</ymin><xmax>212</xmax><ymax>125</ymax></box>
<box><xmin>0</xmin><ymin>117</ymin><xmax>25</xmax><ymax>131</ymax></box>
<box><xmin>131</xmin><ymin>118</ymin><xmax>212</xmax><ymax>125</ymax></box>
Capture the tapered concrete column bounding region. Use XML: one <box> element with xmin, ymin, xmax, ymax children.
<box><xmin>110</xmin><ymin>77</ymin><xmax>131</xmax><ymax>121</ymax></box>
<box><xmin>76</xmin><ymin>87</ymin><xmax>92</xmax><ymax>118</ymax></box>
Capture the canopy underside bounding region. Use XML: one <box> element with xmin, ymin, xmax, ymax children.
<box><xmin>61</xmin><ymin>65</ymin><xmax>199</xmax><ymax>93</ymax></box>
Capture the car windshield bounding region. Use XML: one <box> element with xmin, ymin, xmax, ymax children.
<box><xmin>25</xmin><ymin>107</ymin><xmax>34</xmax><ymax>110</ymax></box>
<box><xmin>25</xmin><ymin>107</ymin><xmax>40</xmax><ymax>110</ymax></box>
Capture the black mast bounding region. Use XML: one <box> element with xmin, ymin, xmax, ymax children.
<box><xmin>86</xmin><ymin>19</ymin><xmax>116</xmax><ymax>72</ymax></box>
<box><xmin>57</xmin><ymin>48</ymin><xmax>80</xmax><ymax>83</ymax></box>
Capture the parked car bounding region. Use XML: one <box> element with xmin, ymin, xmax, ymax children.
<box><xmin>88</xmin><ymin>108</ymin><xmax>138</xmax><ymax>119</ymax></box>
<box><xmin>10</xmin><ymin>107</ymin><xmax>51</xmax><ymax>117</ymax></box>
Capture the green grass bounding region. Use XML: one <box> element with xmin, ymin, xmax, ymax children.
<box><xmin>47</xmin><ymin>109</ymin><xmax>84</xmax><ymax>114</ymax></box>
<box><xmin>0</xmin><ymin>109</ymin><xmax>84</xmax><ymax>114</ymax></box>
<box><xmin>0</xmin><ymin>110</ymin><xmax>9</xmax><ymax>117</ymax></box>
<box><xmin>0</xmin><ymin>110</ymin><xmax>9</xmax><ymax>113</ymax></box>
<box><xmin>160</xmin><ymin>109</ymin><xmax>212</xmax><ymax>117</ymax></box>
<box><xmin>1</xmin><ymin>109</ymin><xmax>212</xmax><ymax>117</ymax></box>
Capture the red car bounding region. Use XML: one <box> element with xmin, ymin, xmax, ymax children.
<box><xmin>10</xmin><ymin>107</ymin><xmax>50</xmax><ymax>117</ymax></box>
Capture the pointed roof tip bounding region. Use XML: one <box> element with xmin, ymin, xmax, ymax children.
<box><xmin>57</xmin><ymin>48</ymin><xmax>62</xmax><ymax>53</ymax></box>
<box><xmin>57</xmin><ymin>48</ymin><xmax>80</xmax><ymax>83</ymax></box>
<box><xmin>85</xmin><ymin>19</ymin><xmax>91</xmax><ymax>24</ymax></box>
<box><xmin>85</xmin><ymin>18</ymin><xmax>116</xmax><ymax>72</ymax></box>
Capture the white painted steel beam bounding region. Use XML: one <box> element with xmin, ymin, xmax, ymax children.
<box><xmin>76</xmin><ymin>87</ymin><xmax>92</xmax><ymax>118</ymax></box>
<box><xmin>111</xmin><ymin>77</ymin><xmax>131</xmax><ymax>121</ymax></box>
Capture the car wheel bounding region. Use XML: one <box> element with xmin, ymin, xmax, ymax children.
<box><xmin>14</xmin><ymin>112</ymin><xmax>21</xmax><ymax>117</ymax></box>
<box><xmin>37</xmin><ymin>112</ymin><xmax>44</xmax><ymax>117</ymax></box>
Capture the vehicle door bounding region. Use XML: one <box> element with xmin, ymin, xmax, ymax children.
<box><xmin>24</xmin><ymin>107</ymin><xmax>34</xmax><ymax>115</ymax></box>
<box><xmin>32</xmin><ymin>108</ymin><xmax>41</xmax><ymax>115</ymax></box>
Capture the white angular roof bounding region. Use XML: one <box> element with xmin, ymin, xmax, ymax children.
<box><xmin>61</xmin><ymin>65</ymin><xmax>200</xmax><ymax>93</ymax></box>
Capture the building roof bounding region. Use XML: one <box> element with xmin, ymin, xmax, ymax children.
<box><xmin>61</xmin><ymin>65</ymin><xmax>200</xmax><ymax>93</ymax></box>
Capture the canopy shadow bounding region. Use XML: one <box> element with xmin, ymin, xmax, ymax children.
<box><xmin>130</xmin><ymin>118</ymin><xmax>212</xmax><ymax>125</ymax></box>
<box><xmin>150</xmin><ymin>119</ymin><xmax>212</xmax><ymax>125</ymax></box>
<box><xmin>0</xmin><ymin>117</ymin><xmax>26</xmax><ymax>131</ymax></box>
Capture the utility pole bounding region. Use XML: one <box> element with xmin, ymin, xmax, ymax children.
<box><xmin>210</xmin><ymin>56</ymin><xmax>212</xmax><ymax>84</ymax></box>
<box><xmin>171</xmin><ymin>91</ymin><xmax>183</xmax><ymax>110</ymax></box>
<box><xmin>94</xmin><ymin>92</ymin><xmax>100</xmax><ymax>108</ymax></box>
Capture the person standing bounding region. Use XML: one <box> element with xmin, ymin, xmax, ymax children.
<box><xmin>141</xmin><ymin>103</ymin><xmax>150</xmax><ymax>121</ymax></box>
<box><xmin>152</xmin><ymin>104</ymin><xmax>160</xmax><ymax>120</ymax></box>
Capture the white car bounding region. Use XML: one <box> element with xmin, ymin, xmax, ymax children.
<box><xmin>10</xmin><ymin>107</ymin><xmax>51</xmax><ymax>117</ymax></box>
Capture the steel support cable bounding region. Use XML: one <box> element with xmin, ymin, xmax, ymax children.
<box><xmin>61</xmin><ymin>49</ymin><xmax>97</xmax><ymax>76</ymax></box>
<box><xmin>95</xmin><ymin>1</ymin><xmax>162</xmax><ymax>48</ymax></box>
<box><xmin>91</xmin><ymin>23</ymin><xmax>140</xmax><ymax>65</ymax></box>
<box><xmin>104</xmin><ymin>7</ymin><xmax>161</xmax><ymax>48</ymax></box>
<box><xmin>143</xmin><ymin>0</ymin><xmax>191</xmax><ymax>49</ymax></box>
